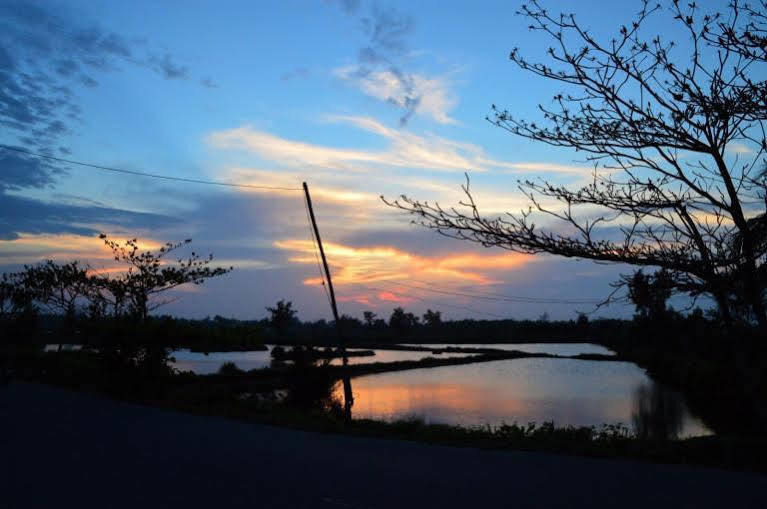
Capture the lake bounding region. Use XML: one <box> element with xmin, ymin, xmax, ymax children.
<box><xmin>149</xmin><ymin>343</ymin><xmax>711</xmax><ymax>438</ymax></box>
<box><xmin>170</xmin><ymin>346</ymin><xmax>471</xmax><ymax>373</ymax></box>
<box><xmin>400</xmin><ymin>342</ymin><xmax>615</xmax><ymax>356</ymax></box>
<box><xmin>337</xmin><ymin>357</ymin><xmax>712</xmax><ymax>438</ymax></box>
<box><xmin>328</xmin><ymin>349</ymin><xmax>471</xmax><ymax>366</ymax></box>
<box><xmin>170</xmin><ymin>348</ymin><xmax>274</xmax><ymax>374</ymax></box>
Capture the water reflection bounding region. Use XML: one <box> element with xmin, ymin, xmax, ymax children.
<box><xmin>170</xmin><ymin>347</ymin><xmax>473</xmax><ymax>373</ymax></box>
<box><xmin>632</xmin><ymin>383</ymin><xmax>684</xmax><ymax>440</ymax></box>
<box><xmin>170</xmin><ymin>348</ymin><xmax>273</xmax><ymax>374</ymax></box>
<box><xmin>43</xmin><ymin>344</ymin><xmax>83</xmax><ymax>352</ymax></box>
<box><xmin>339</xmin><ymin>358</ymin><xmax>711</xmax><ymax>438</ymax></box>
<box><xmin>400</xmin><ymin>343</ymin><xmax>615</xmax><ymax>356</ymax></box>
<box><xmin>329</xmin><ymin>349</ymin><xmax>471</xmax><ymax>366</ymax></box>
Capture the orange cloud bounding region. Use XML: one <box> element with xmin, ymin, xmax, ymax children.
<box><xmin>376</xmin><ymin>291</ymin><xmax>416</xmax><ymax>304</ymax></box>
<box><xmin>274</xmin><ymin>239</ymin><xmax>532</xmax><ymax>302</ymax></box>
<box><xmin>0</xmin><ymin>233</ymin><xmax>171</xmax><ymax>270</ymax></box>
<box><xmin>337</xmin><ymin>292</ymin><xmax>375</xmax><ymax>307</ymax></box>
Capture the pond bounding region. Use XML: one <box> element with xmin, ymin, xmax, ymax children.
<box><xmin>170</xmin><ymin>346</ymin><xmax>472</xmax><ymax>374</ymax></box>
<box><xmin>400</xmin><ymin>343</ymin><xmax>615</xmax><ymax>356</ymax></box>
<box><xmin>328</xmin><ymin>349</ymin><xmax>471</xmax><ymax>366</ymax></box>
<box><xmin>43</xmin><ymin>344</ymin><xmax>83</xmax><ymax>352</ymax></box>
<box><xmin>46</xmin><ymin>342</ymin><xmax>711</xmax><ymax>438</ymax></box>
<box><xmin>337</xmin><ymin>357</ymin><xmax>712</xmax><ymax>439</ymax></box>
<box><xmin>170</xmin><ymin>348</ymin><xmax>273</xmax><ymax>374</ymax></box>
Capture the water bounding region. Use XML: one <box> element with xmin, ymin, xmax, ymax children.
<box><xmin>170</xmin><ymin>348</ymin><xmax>273</xmax><ymax>374</ymax></box>
<box><xmin>170</xmin><ymin>346</ymin><xmax>472</xmax><ymax>373</ymax></box>
<box><xmin>45</xmin><ymin>342</ymin><xmax>711</xmax><ymax>437</ymax></box>
<box><xmin>339</xmin><ymin>357</ymin><xmax>711</xmax><ymax>438</ymax></box>
<box><xmin>400</xmin><ymin>343</ymin><xmax>615</xmax><ymax>356</ymax></box>
<box><xmin>329</xmin><ymin>349</ymin><xmax>471</xmax><ymax>366</ymax></box>
<box><xmin>43</xmin><ymin>344</ymin><xmax>83</xmax><ymax>352</ymax></box>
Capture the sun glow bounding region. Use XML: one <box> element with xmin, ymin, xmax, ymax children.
<box><xmin>274</xmin><ymin>238</ymin><xmax>532</xmax><ymax>305</ymax></box>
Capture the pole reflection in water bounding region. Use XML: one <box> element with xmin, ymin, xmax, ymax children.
<box><xmin>341</xmin><ymin>358</ymin><xmax>354</xmax><ymax>421</ymax></box>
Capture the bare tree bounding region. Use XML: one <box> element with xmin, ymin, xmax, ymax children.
<box><xmin>385</xmin><ymin>1</ymin><xmax>767</xmax><ymax>326</ymax></box>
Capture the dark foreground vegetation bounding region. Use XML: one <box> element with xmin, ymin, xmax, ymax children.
<box><xmin>2</xmin><ymin>243</ymin><xmax>767</xmax><ymax>472</ymax></box>
<box><xmin>5</xmin><ymin>344</ymin><xmax>767</xmax><ymax>474</ymax></box>
<box><xmin>2</xmin><ymin>243</ymin><xmax>766</xmax><ymax>473</ymax></box>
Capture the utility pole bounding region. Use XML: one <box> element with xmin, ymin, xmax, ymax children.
<box><xmin>303</xmin><ymin>182</ymin><xmax>353</xmax><ymax>421</ymax></box>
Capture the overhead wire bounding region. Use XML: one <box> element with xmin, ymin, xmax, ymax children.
<box><xmin>379</xmin><ymin>278</ymin><xmax>602</xmax><ymax>305</ymax></box>
<box><xmin>0</xmin><ymin>144</ymin><xmax>303</xmax><ymax>191</ymax></box>
<box><xmin>349</xmin><ymin>282</ymin><xmax>507</xmax><ymax>319</ymax></box>
<box><xmin>406</xmin><ymin>277</ymin><xmax>601</xmax><ymax>304</ymax></box>
<box><xmin>1</xmin><ymin>144</ymin><xmax>611</xmax><ymax>312</ymax></box>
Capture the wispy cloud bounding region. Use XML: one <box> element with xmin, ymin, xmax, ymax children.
<box><xmin>725</xmin><ymin>142</ymin><xmax>755</xmax><ymax>155</ymax></box>
<box><xmin>0</xmin><ymin>0</ymin><xmax>212</xmax><ymax>161</ymax></box>
<box><xmin>207</xmin><ymin>115</ymin><xmax>589</xmax><ymax>176</ymax></box>
<box><xmin>334</xmin><ymin>66</ymin><xmax>457</xmax><ymax>124</ymax></box>
<box><xmin>327</xmin><ymin>2</ymin><xmax>434</xmax><ymax>126</ymax></box>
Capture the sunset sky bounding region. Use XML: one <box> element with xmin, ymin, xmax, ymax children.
<box><xmin>2</xmin><ymin>0</ymin><xmax>730</xmax><ymax>321</ymax></box>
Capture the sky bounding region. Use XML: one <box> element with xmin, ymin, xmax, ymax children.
<box><xmin>0</xmin><ymin>0</ymin><xmax>740</xmax><ymax>321</ymax></box>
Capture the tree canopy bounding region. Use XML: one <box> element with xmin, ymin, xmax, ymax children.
<box><xmin>385</xmin><ymin>0</ymin><xmax>767</xmax><ymax>326</ymax></box>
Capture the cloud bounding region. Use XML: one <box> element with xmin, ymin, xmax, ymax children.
<box><xmin>334</xmin><ymin>66</ymin><xmax>457</xmax><ymax>124</ymax></box>
<box><xmin>149</xmin><ymin>53</ymin><xmax>190</xmax><ymax>80</ymax></box>
<box><xmin>725</xmin><ymin>142</ymin><xmax>755</xmax><ymax>155</ymax></box>
<box><xmin>0</xmin><ymin>149</ymin><xmax>65</xmax><ymax>192</ymax></box>
<box><xmin>375</xmin><ymin>291</ymin><xmax>416</xmax><ymax>304</ymax></box>
<box><xmin>328</xmin><ymin>2</ymin><xmax>432</xmax><ymax>126</ymax></box>
<box><xmin>207</xmin><ymin>115</ymin><xmax>591</xmax><ymax>176</ymax></box>
<box><xmin>0</xmin><ymin>191</ymin><xmax>181</xmax><ymax>241</ymax></box>
<box><xmin>200</xmin><ymin>77</ymin><xmax>218</xmax><ymax>88</ymax></box>
<box><xmin>333</xmin><ymin>0</ymin><xmax>361</xmax><ymax>15</ymax></box>
<box><xmin>274</xmin><ymin>238</ymin><xmax>531</xmax><ymax>288</ymax></box>
<box><xmin>0</xmin><ymin>0</ymin><xmax>210</xmax><ymax>159</ymax></box>
<box><xmin>360</xmin><ymin>5</ymin><xmax>413</xmax><ymax>56</ymax></box>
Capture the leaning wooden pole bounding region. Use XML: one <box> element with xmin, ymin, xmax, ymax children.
<box><xmin>303</xmin><ymin>182</ymin><xmax>353</xmax><ymax>421</ymax></box>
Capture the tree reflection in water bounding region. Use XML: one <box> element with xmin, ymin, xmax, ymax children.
<box><xmin>632</xmin><ymin>382</ymin><xmax>684</xmax><ymax>440</ymax></box>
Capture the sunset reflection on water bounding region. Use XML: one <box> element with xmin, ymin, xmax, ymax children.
<box><xmin>339</xmin><ymin>357</ymin><xmax>712</xmax><ymax>438</ymax></box>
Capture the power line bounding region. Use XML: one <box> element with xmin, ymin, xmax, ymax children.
<box><xmin>374</xmin><ymin>278</ymin><xmax>602</xmax><ymax>305</ymax></box>
<box><xmin>302</xmin><ymin>189</ymin><xmax>334</xmax><ymax>310</ymax></box>
<box><xmin>1</xmin><ymin>145</ymin><xmax>609</xmax><ymax>311</ymax></box>
<box><xmin>350</xmin><ymin>282</ymin><xmax>507</xmax><ymax>319</ymax></box>
<box><xmin>0</xmin><ymin>144</ymin><xmax>302</xmax><ymax>191</ymax></box>
<box><xmin>408</xmin><ymin>278</ymin><xmax>601</xmax><ymax>304</ymax></box>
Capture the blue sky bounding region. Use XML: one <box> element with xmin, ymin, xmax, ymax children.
<box><xmin>0</xmin><ymin>0</ymin><xmax>736</xmax><ymax>321</ymax></box>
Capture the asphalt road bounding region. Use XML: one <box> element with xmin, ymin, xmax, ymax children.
<box><xmin>1</xmin><ymin>382</ymin><xmax>765</xmax><ymax>509</ymax></box>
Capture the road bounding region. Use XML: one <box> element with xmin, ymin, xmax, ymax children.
<box><xmin>1</xmin><ymin>382</ymin><xmax>765</xmax><ymax>508</ymax></box>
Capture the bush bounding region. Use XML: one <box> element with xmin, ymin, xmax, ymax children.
<box><xmin>217</xmin><ymin>361</ymin><xmax>243</xmax><ymax>376</ymax></box>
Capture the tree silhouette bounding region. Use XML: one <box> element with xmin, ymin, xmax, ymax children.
<box><xmin>20</xmin><ymin>260</ymin><xmax>90</xmax><ymax>324</ymax></box>
<box><xmin>267</xmin><ymin>299</ymin><xmax>298</xmax><ymax>335</ymax></box>
<box><xmin>422</xmin><ymin>308</ymin><xmax>442</xmax><ymax>327</ymax></box>
<box><xmin>363</xmin><ymin>310</ymin><xmax>377</xmax><ymax>327</ymax></box>
<box><xmin>98</xmin><ymin>234</ymin><xmax>232</xmax><ymax>321</ymax></box>
<box><xmin>627</xmin><ymin>269</ymin><xmax>674</xmax><ymax>321</ymax></box>
<box><xmin>0</xmin><ymin>272</ymin><xmax>35</xmax><ymax>324</ymax></box>
<box><xmin>389</xmin><ymin>307</ymin><xmax>419</xmax><ymax>332</ymax></box>
<box><xmin>384</xmin><ymin>1</ymin><xmax>767</xmax><ymax>326</ymax></box>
